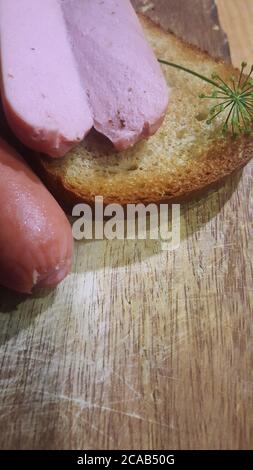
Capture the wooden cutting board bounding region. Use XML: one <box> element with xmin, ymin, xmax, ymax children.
<box><xmin>0</xmin><ymin>0</ymin><xmax>252</xmax><ymax>450</ymax></box>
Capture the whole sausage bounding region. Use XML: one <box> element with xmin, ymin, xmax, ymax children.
<box><xmin>0</xmin><ymin>138</ymin><xmax>73</xmax><ymax>293</ymax></box>
<box><xmin>0</xmin><ymin>0</ymin><xmax>93</xmax><ymax>158</ymax></box>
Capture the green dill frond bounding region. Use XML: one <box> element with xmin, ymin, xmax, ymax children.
<box><xmin>158</xmin><ymin>59</ymin><xmax>253</xmax><ymax>137</ymax></box>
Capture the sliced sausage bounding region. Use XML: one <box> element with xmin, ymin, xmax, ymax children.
<box><xmin>0</xmin><ymin>0</ymin><xmax>93</xmax><ymax>157</ymax></box>
<box><xmin>0</xmin><ymin>138</ymin><xmax>73</xmax><ymax>293</ymax></box>
<box><xmin>61</xmin><ymin>0</ymin><xmax>170</xmax><ymax>150</ymax></box>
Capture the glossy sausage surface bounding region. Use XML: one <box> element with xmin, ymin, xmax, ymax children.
<box><xmin>0</xmin><ymin>138</ymin><xmax>73</xmax><ymax>293</ymax></box>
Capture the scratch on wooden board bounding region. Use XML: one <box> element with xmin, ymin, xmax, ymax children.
<box><xmin>28</xmin><ymin>390</ymin><xmax>178</xmax><ymax>431</ymax></box>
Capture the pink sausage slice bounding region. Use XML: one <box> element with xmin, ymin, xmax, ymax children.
<box><xmin>0</xmin><ymin>138</ymin><xmax>73</xmax><ymax>293</ymax></box>
<box><xmin>61</xmin><ymin>0</ymin><xmax>170</xmax><ymax>150</ymax></box>
<box><xmin>0</xmin><ymin>0</ymin><xmax>93</xmax><ymax>158</ymax></box>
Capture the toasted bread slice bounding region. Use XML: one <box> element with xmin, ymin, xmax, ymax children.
<box><xmin>36</xmin><ymin>16</ymin><xmax>253</xmax><ymax>210</ymax></box>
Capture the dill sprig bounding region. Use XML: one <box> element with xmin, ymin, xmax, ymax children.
<box><xmin>158</xmin><ymin>59</ymin><xmax>253</xmax><ymax>137</ymax></box>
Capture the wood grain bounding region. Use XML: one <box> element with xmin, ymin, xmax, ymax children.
<box><xmin>0</xmin><ymin>0</ymin><xmax>253</xmax><ymax>450</ymax></box>
<box><xmin>217</xmin><ymin>0</ymin><xmax>253</xmax><ymax>70</ymax></box>
<box><xmin>132</xmin><ymin>0</ymin><xmax>231</xmax><ymax>60</ymax></box>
